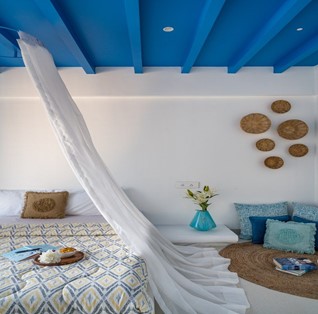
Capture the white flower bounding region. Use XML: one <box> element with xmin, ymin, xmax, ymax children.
<box><xmin>193</xmin><ymin>192</ymin><xmax>207</xmax><ymax>204</ymax></box>
<box><xmin>39</xmin><ymin>250</ymin><xmax>61</xmax><ymax>264</ymax></box>
<box><xmin>186</xmin><ymin>185</ymin><xmax>218</xmax><ymax>211</ymax></box>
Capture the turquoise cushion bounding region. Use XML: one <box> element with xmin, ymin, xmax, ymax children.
<box><xmin>292</xmin><ymin>216</ymin><xmax>318</xmax><ymax>250</ymax></box>
<box><xmin>249</xmin><ymin>215</ymin><xmax>290</xmax><ymax>244</ymax></box>
<box><xmin>291</xmin><ymin>202</ymin><xmax>318</xmax><ymax>221</ymax></box>
<box><xmin>234</xmin><ymin>202</ymin><xmax>288</xmax><ymax>240</ymax></box>
<box><xmin>263</xmin><ymin>220</ymin><xmax>316</xmax><ymax>254</ymax></box>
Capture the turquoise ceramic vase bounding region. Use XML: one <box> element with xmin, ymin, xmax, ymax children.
<box><xmin>190</xmin><ymin>210</ymin><xmax>216</xmax><ymax>231</ymax></box>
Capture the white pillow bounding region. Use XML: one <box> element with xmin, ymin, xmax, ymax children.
<box><xmin>0</xmin><ymin>190</ymin><xmax>25</xmax><ymax>216</ymax></box>
<box><xmin>66</xmin><ymin>190</ymin><xmax>100</xmax><ymax>215</ymax></box>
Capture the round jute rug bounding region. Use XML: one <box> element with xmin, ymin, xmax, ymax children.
<box><xmin>219</xmin><ymin>242</ymin><xmax>318</xmax><ymax>299</ymax></box>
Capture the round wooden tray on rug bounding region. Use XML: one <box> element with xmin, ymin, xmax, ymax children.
<box><xmin>240</xmin><ymin>113</ymin><xmax>271</xmax><ymax>134</ymax></box>
<box><xmin>219</xmin><ymin>242</ymin><xmax>318</xmax><ymax>299</ymax></box>
<box><xmin>271</xmin><ymin>100</ymin><xmax>291</xmax><ymax>113</ymax></box>
<box><xmin>277</xmin><ymin>119</ymin><xmax>308</xmax><ymax>140</ymax></box>
<box><xmin>264</xmin><ymin>156</ymin><xmax>284</xmax><ymax>169</ymax></box>
<box><xmin>289</xmin><ymin>144</ymin><xmax>309</xmax><ymax>157</ymax></box>
<box><xmin>256</xmin><ymin>138</ymin><xmax>275</xmax><ymax>151</ymax></box>
<box><xmin>33</xmin><ymin>251</ymin><xmax>84</xmax><ymax>266</ymax></box>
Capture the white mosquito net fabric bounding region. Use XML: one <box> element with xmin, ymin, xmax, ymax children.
<box><xmin>17</xmin><ymin>31</ymin><xmax>249</xmax><ymax>314</ymax></box>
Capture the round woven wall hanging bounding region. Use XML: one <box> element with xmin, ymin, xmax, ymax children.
<box><xmin>277</xmin><ymin>119</ymin><xmax>308</xmax><ymax>140</ymax></box>
<box><xmin>264</xmin><ymin>156</ymin><xmax>284</xmax><ymax>169</ymax></box>
<box><xmin>256</xmin><ymin>138</ymin><xmax>275</xmax><ymax>151</ymax></box>
<box><xmin>271</xmin><ymin>100</ymin><xmax>291</xmax><ymax>113</ymax></box>
<box><xmin>240</xmin><ymin>113</ymin><xmax>271</xmax><ymax>134</ymax></box>
<box><xmin>289</xmin><ymin>144</ymin><xmax>309</xmax><ymax>157</ymax></box>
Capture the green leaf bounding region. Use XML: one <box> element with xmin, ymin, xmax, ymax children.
<box><xmin>187</xmin><ymin>189</ymin><xmax>194</xmax><ymax>197</ymax></box>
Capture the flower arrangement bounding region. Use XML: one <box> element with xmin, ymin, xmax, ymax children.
<box><xmin>186</xmin><ymin>185</ymin><xmax>218</xmax><ymax>211</ymax></box>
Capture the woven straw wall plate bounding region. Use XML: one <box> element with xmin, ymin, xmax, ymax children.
<box><xmin>289</xmin><ymin>144</ymin><xmax>309</xmax><ymax>157</ymax></box>
<box><xmin>271</xmin><ymin>100</ymin><xmax>291</xmax><ymax>113</ymax></box>
<box><xmin>240</xmin><ymin>113</ymin><xmax>271</xmax><ymax>134</ymax></box>
<box><xmin>256</xmin><ymin>138</ymin><xmax>275</xmax><ymax>151</ymax></box>
<box><xmin>264</xmin><ymin>156</ymin><xmax>284</xmax><ymax>169</ymax></box>
<box><xmin>277</xmin><ymin>119</ymin><xmax>308</xmax><ymax>140</ymax></box>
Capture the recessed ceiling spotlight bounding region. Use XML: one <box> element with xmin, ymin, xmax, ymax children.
<box><xmin>163</xmin><ymin>26</ymin><xmax>174</xmax><ymax>32</ymax></box>
<box><xmin>296</xmin><ymin>27</ymin><xmax>303</xmax><ymax>31</ymax></box>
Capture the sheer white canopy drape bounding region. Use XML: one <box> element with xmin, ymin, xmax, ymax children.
<box><xmin>17</xmin><ymin>32</ymin><xmax>249</xmax><ymax>314</ymax></box>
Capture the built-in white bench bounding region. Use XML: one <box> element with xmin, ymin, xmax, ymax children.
<box><xmin>155</xmin><ymin>224</ymin><xmax>238</xmax><ymax>248</ymax></box>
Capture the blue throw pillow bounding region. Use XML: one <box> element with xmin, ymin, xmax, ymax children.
<box><xmin>263</xmin><ymin>220</ymin><xmax>316</xmax><ymax>254</ymax></box>
<box><xmin>293</xmin><ymin>216</ymin><xmax>318</xmax><ymax>250</ymax></box>
<box><xmin>249</xmin><ymin>215</ymin><xmax>290</xmax><ymax>244</ymax></box>
<box><xmin>291</xmin><ymin>202</ymin><xmax>318</xmax><ymax>221</ymax></box>
<box><xmin>234</xmin><ymin>202</ymin><xmax>288</xmax><ymax>240</ymax></box>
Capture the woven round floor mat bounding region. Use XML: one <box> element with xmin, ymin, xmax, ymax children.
<box><xmin>219</xmin><ymin>242</ymin><xmax>318</xmax><ymax>299</ymax></box>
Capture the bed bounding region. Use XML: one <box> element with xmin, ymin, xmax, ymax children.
<box><xmin>0</xmin><ymin>190</ymin><xmax>154</xmax><ymax>314</ymax></box>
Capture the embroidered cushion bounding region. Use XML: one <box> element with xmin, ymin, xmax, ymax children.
<box><xmin>292</xmin><ymin>216</ymin><xmax>318</xmax><ymax>250</ymax></box>
<box><xmin>21</xmin><ymin>191</ymin><xmax>69</xmax><ymax>219</ymax></box>
<box><xmin>263</xmin><ymin>220</ymin><xmax>316</xmax><ymax>254</ymax></box>
<box><xmin>234</xmin><ymin>202</ymin><xmax>288</xmax><ymax>240</ymax></box>
<box><xmin>291</xmin><ymin>202</ymin><xmax>318</xmax><ymax>221</ymax></box>
<box><xmin>249</xmin><ymin>215</ymin><xmax>290</xmax><ymax>244</ymax></box>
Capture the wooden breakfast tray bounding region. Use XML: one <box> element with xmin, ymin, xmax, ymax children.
<box><xmin>33</xmin><ymin>251</ymin><xmax>84</xmax><ymax>266</ymax></box>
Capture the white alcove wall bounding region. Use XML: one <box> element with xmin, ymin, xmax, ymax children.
<box><xmin>0</xmin><ymin>67</ymin><xmax>317</xmax><ymax>228</ymax></box>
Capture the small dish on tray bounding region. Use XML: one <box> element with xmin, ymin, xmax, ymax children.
<box><xmin>59</xmin><ymin>247</ymin><xmax>77</xmax><ymax>258</ymax></box>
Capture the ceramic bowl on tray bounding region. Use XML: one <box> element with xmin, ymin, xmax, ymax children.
<box><xmin>59</xmin><ymin>247</ymin><xmax>77</xmax><ymax>258</ymax></box>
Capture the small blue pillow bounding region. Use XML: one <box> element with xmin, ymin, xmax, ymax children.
<box><xmin>293</xmin><ymin>216</ymin><xmax>318</xmax><ymax>250</ymax></box>
<box><xmin>263</xmin><ymin>220</ymin><xmax>316</xmax><ymax>254</ymax></box>
<box><xmin>249</xmin><ymin>215</ymin><xmax>290</xmax><ymax>244</ymax></box>
<box><xmin>291</xmin><ymin>202</ymin><xmax>318</xmax><ymax>221</ymax></box>
<box><xmin>234</xmin><ymin>202</ymin><xmax>288</xmax><ymax>240</ymax></box>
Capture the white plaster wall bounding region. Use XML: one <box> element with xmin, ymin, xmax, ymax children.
<box><xmin>0</xmin><ymin>67</ymin><xmax>316</xmax><ymax>228</ymax></box>
<box><xmin>0</xmin><ymin>66</ymin><xmax>315</xmax><ymax>97</ymax></box>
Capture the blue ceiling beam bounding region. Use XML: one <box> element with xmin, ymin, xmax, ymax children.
<box><xmin>274</xmin><ymin>33</ymin><xmax>318</xmax><ymax>73</ymax></box>
<box><xmin>0</xmin><ymin>33</ymin><xmax>19</xmax><ymax>58</ymax></box>
<box><xmin>0</xmin><ymin>26</ymin><xmax>20</xmax><ymax>59</ymax></box>
<box><xmin>124</xmin><ymin>0</ymin><xmax>143</xmax><ymax>73</ymax></box>
<box><xmin>0</xmin><ymin>30</ymin><xmax>20</xmax><ymax>51</ymax></box>
<box><xmin>228</xmin><ymin>0</ymin><xmax>312</xmax><ymax>73</ymax></box>
<box><xmin>33</xmin><ymin>0</ymin><xmax>95</xmax><ymax>74</ymax></box>
<box><xmin>182</xmin><ymin>0</ymin><xmax>225</xmax><ymax>73</ymax></box>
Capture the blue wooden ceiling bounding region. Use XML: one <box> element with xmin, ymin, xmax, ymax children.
<box><xmin>0</xmin><ymin>0</ymin><xmax>318</xmax><ymax>74</ymax></box>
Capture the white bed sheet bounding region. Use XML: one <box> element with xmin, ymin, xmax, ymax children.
<box><xmin>0</xmin><ymin>220</ymin><xmax>154</xmax><ymax>313</ymax></box>
<box><xmin>0</xmin><ymin>215</ymin><xmax>106</xmax><ymax>224</ymax></box>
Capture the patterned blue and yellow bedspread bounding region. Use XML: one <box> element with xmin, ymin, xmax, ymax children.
<box><xmin>0</xmin><ymin>223</ymin><xmax>153</xmax><ymax>314</ymax></box>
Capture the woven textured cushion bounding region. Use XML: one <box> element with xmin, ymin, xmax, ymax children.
<box><xmin>263</xmin><ymin>219</ymin><xmax>316</xmax><ymax>254</ymax></box>
<box><xmin>291</xmin><ymin>202</ymin><xmax>318</xmax><ymax>221</ymax></box>
<box><xmin>234</xmin><ymin>202</ymin><xmax>288</xmax><ymax>240</ymax></box>
<box><xmin>249</xmin><ymin>215</ymin><xmax>290</xmax><ymax>244</ymax></box>
<box><xmin>21</xmin><ymin>191</ymin><xmax>69</xmax><ymax>219</ymax></box>
<box><xmin>292</xmin><ymin>216</ymin><xmax>318</xmax><ymax>250</ymax></box>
